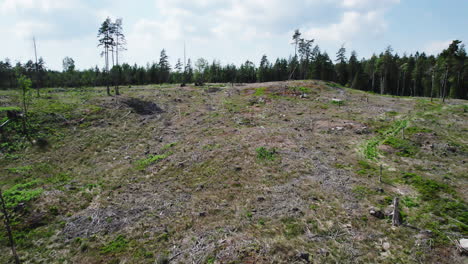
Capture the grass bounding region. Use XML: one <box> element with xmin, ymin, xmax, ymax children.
<box><xmin>281</xmin><ymin>217</ymin><xmax>304</xmax><ymax>238</ymax></box>
<box><xmin>254</xmin><ymin>87</ymin><xmax>266</xmax><ymax>96</ymax></box>
<box><xmin>2</xmin><ymin>180</ymin><xmax>44</xmax><ymax>208</ymax></box>
<box><xmin>0</xmin><ymin>82</ymin><xmax>466</xmax><ymax>263</ymax></box>
<box><xmin>135</xmin><ymin>153</ymin><xmax>170</xmax><ymax>170</ymax></box>
<box><xmin>363</xmin><ymin>119</ymin><xmax>408</xmax><ymax>160</ymax></box>
<box><xmin>256</xmin><ymin>147</ymin><xmax>277</xmax><ymax>161</ymax></box>
<box><xmin>0</xmin><ymin>106</ymin><xmax>21</xmax><ymax>113</ymax></box>
<box><xmin>100</xmin><ymin>235</ymin><xmax>129</xmax><ymax>254</ymax></box>
<box><xmin>383</xmin><ymin>136</ymin><xmax>418</xmax><ymax>157</ymax></box>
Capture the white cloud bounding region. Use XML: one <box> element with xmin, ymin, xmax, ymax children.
<box><xmin>423</xmin><ymin>40</ymin><xmax>452</xmax><ymax>55</ymax></box>
<box><xmin>341</xmin><ymin>0</ymin><xmax>400</xmax><ymax>9</ymax></box>
<box><xmin>0</xmin><ymin>0</ymin><xmax>77</xmax><ymax>13</ymax></box>
<box><xmin>12</xmin><ymin>20</ymin><xmax>54</xmax><ymax>38</ymax></box>
<box><xmin>304</xmin><ymin>10</ymin><xmax>387</xmax><ymax>43</ymax></box>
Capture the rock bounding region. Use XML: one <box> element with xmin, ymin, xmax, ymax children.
<box><xmin>460</xmin><ymin>239</ymin><xmax>468</xmax><ymax>251</ymax></box>
<box><xmin>382</xmin><ymin>242</ymin><xmax>390</xmax><ymax>251</ymax></box>
<box><xmin>370</xmin><ymin>208</ymin><xmax>385</xmax><ymax>219</ymax></box>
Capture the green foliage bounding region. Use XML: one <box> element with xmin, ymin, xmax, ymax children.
<box><xmin>383</xmin><ymin>136</ymin><xmax>417</xmax><ymax>157</ymax></box>
<box><xmin>363</xmin><ymin>119</ymin><xmax>408</xmax><ymax>160</ymax></box>
<box><xmin>401</xmin><ymin>173</ymin><xmax>450</xmax><ymax>200</ymax></box>
<box><xmin>6</xmin><ymin>165</ymin><xmax>33</xmax><ymax>175</ymax></box>
<box><xmin>0</xmin><ymin>106</ymin><xmax>21</xmax><ymax>113</ymax></box>
<box><xmin>2</xmin><ymin>180</ymin><xmax>43</xmax><ymax>208</ymax></box>
<box><xmin>100</xmin><ymin>235</ymin><xmax>129</xmax><ymax>254</ymax></box>
<box><xmin>256</xmin><ymin>147</ymin><xmax>277</xmax><ymax>161</ymax></box>
<box><xmin>254</xmin><ymin>87</ymin><xmax>266</xmax><ymax>96</ymax></box>
<box><xmin>405</xmin><ymin>126</ymin><xmax>432</xmax><ymax>135</ymax></box>
<box><xmin>135</xmin><ymin>153</ymin><xmax>170</xmax><ymax>170</ymax></box>
<box><xmin>401</xmin><ymin>196</ymin><xmax>419</xmax><ymax>208</ymax></box>
<box><xmin>330</xmin><ymin>99</ymin><xmax>345</xmax><ymax>106</ymax></box>
<box><xmin>290</xmin><ymin>86</ymin><xmax>311</xmax><ymax>94</ymax></box>
<box><xmin>162</xmin><ymin>142</ymin><xmax>177</xmax><ymax>150</ymax></box>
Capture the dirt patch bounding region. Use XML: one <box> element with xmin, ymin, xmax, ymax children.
<box><xmin>122</xmin><ymin>97</ymin><xmax>164</xmax><ymax>115</ymax></box>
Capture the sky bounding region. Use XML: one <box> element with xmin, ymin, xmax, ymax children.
<box><xmin>0</xmin><ymin>0</ymin><xmax>467</xmax><ymax>71</ymax></box>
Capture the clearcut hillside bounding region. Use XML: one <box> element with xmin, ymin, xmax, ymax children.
<box><xmin>0</xmin><ymin>80</ymin><xmax>467</xmax><ymax>263</ymax></box>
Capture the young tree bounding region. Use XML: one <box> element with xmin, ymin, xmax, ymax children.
<box><xmin>62</xmin><ymin>57</ymin><xmax>75</xmax><ymax>72</ymax></box>
<box><xmin>258</xmin><ymin>55</ymin><xmax>271</xmax><ymax>82</ymax></box>
<box><xmin>17</xmin><ymin>74</ymin><xmax>33</xmax><ymax>139</ymax></box>
<box><xmin>335</xmin><ymin>45</ymin><xmax>348</xmax><ymax>85</ymax></box>
<box><xmin>98</xmin><ymin>17</ymin><xmax>114</xmax><ymax>95</ymax></box>
<box><xmin>194</xmin><ymin>58</ymin><xmax>208</xmax><ymax>84</ymax></box>
<box><xmin>159</xmin><ymin>49</ymin><xmax>171</xmax><ymax>83</ymax></box>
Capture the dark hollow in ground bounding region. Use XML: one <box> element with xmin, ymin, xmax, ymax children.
<box><xmin>122</xmin><ymin>97</ymin><xmax>164</xmax><ymax>115</ymax></box>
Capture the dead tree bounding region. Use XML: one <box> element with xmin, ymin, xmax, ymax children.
<box><xmin>0</xmin><ymin>189</ymin><xmax>20</xmax><ymax>264</ymax></box>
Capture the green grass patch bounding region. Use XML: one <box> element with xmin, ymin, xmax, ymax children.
<box><xmin>100</xmin><ymin>235</ymin><xmax>129</xmax><ymax>254</ymax></box>
<box><xmin>135</xmin><ymin>153</ymin><xmax>171</xmax><ymax>170</ymax></box>
<box><xmin>352</xmin><ymin>186</ymin><xmax>377</xmax><ymax>198</ymax></box>
<box><xmin>256</xmin><ymin>147</ymin><xmax>277</xmax><ymax>161</ymax></box>
<box><xmin>254</xmin><ymin>87</ymin><xmax>266</xmax><ymax>96</ymax></box>
<box><xmin>401</xmin><ymin>173</ymin><xmax>451</xmax><ymax>201</ymax></box>
<box><xmin>162</xmin><ymin>142</ymin><xmax>177</xmax><ymax>151</ymax></box>
<box><xmin>363</xmin><ymin>119</ymin><xmax>408</xmax><ymax>160</ymax></box>
<box><xmin>383</xmin><ymin>136</ymin><xmax>418</xmax><ymax>157</ymax></box>
<box><xmin>405</xmin><ymin>126</ymin><xmax>432</xmax><ymax>135</ymax></box>
<box><xmin>0</xmin><ymin>106</ymin><xmax>21</xmax><ymax>113</ymax></box>
<box><xmin>290</xmin><ymin>86</ymin><xmax>311</xmax><ymax>94</ymax></box>
<box><xmin>281</xmin><ymin>217</ymin><xmax>304</xmax><ymax>238</ymax></box>
<box><xmin>6</xmin><ymin>165</ymin><xmax>33</xmax><ymax>175</ymax></box>
<box><xmin>2</xmin><ymin>180</ymin><xmax>43</xmax><ymax>208</ymax></box>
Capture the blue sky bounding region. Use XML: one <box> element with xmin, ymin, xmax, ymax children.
<box><xmin>0</xmin><ymin>0</ymin><xmax>466</xmax><ymax>70</ymax></box>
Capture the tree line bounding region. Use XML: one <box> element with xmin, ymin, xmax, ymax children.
<box><xmin>0</xmin><ymin>28</ymin><xmax>466</xmax><ymax>99</ymax></box>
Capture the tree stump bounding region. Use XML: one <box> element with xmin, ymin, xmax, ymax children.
<box><xmin>392</xmin><ymin>197</ymin><xmax>402</xmax><ymax>226</ymax></box>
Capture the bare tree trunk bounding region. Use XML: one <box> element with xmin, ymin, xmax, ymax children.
<box><xmin>33</xmin><ymin>37</ymin><xmax>39</xmax><ymax>97</ymax></box>
<box><xmin>401</xmin><ymin>71</ymin><xmax>405</xmax><ymax>96</ymax></box>
<box><xmin>396</xmin><ymin>71</ymin><xmax>400</xmax><ymax>96</ymax></box>
<box><xmin>442</xmin><ymin>66</ymin><xmax>448</xmax><ymax>103</ymax></box>
<box><xmin>0</xmin><ymin>189</ymin><xmax>21</xmax><ymax>264</ymax></box>
<box><xmin>392</xmin><ymin>197</ymin><xmax>402</xmax><ymax>226</ymax></box>
<box><xmin>431</xmin><ymin>69</ymin><xmax>435</xmax><ymax>102</ymax></box>
<box><xmin>106</xmin><ymin>46</ymin><xmax>111</xmax><ymax>96</ymax></box>
<box><xmin>371</xmin><ymin>71</ymin><xmax>375</xmax><ymax>92</ymax></box>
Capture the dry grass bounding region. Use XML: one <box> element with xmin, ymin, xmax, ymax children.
<box><xmin>0</xmin><ymin>81</ymin><xmax>466</xmax><ymax>263</ymax></box>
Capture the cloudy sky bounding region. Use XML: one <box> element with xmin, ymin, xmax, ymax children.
<box><xmin>1</xmin><ymin>0</ymin><xmax>467</xmax><ymax>70</ymax></box>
